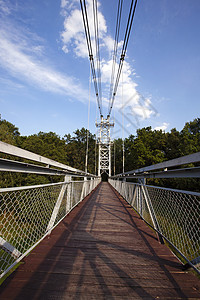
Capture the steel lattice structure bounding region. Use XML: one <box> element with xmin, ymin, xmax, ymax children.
<box><xmin>96</xmin><ymin>116</ymin><xmax>114</xmax><ymax>176</ymax></box>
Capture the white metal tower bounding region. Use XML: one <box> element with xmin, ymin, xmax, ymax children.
<box><xmin>96</xmin><ymin>116</ymin><xmax>114</xmax><ymax>177</ymax></box>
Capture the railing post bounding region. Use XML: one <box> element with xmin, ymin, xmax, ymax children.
<box><xmin>119</xmin><ymin>179</ymin><xmax>122</xmax><ymax>195</ymax></box>
<box><xmin>138</xmin><ymin>179</ymin><xmax>145</xmax><ymax>218</ymax></box>
<box><xmin>139</xmin><ymin>186</ymin><xmax>143</xmax><ymax>217</ymax></box>
<box><xmin>80</xmin><ymin>177</ymin><xmax>87</xmax><ymax>202</ymax></box>
<box><xmin>47</xmin><ymin>175</ymin><xmax>69</xmax><ymax>233</ymax></box>
<box><xmin>131</xmin><ymin>184</ymin><xmax>137</xmax><ymax>207</ymax></box>
<box><xmin>123</xmin><ymin>178</ymin><xmax>127</xmax><ymax>199</ymax></box>
<box><xmin>91</xmin><ymin>177</ymin><xmax>95</xmax><ymax>192</ymax></box>
<box><xmin>141</xmin><ymin>184</ymin><xmax>164</xmax><ymax>244</ymax></box>
<box><xmin>66</xmin><ymin>176</ymin><xmax>72</xmax><ymax>212</ymax></box>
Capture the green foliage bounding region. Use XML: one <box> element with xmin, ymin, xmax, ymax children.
<box><xmin>18</xmin><ymin>131</ymin><xmax>68</xmax><ymax>164</ymax></box>
<box><xmin>112</xmin><ymin>118</ymin><xmax>200</xmax><ymax>173</ymax></box>
<box><xmin>0</xmin><ymin>118</ymin><xmax>97</xmax><ymax>187</ymax></box>
<box><xmin>112</xmin><ymin>118</ymin><xmax>200</xmax><ymax>192</ymax></box>
<box><xmin>64</xmin><ymin>128</ymin><xmax>96</xmax><ymax>174</ymax></box>
<box><xmin>0</xmin><ymin>119</ymin><xmax>20</xmax><ymax>145</ymax></box>
<box><xmin>113</xmin><ymin>126</ymin><xmax>167</xmax><ymax>173</ymax></box>
<box><xmin>0</xmin><ymin>117</ymin><xmax>200</xmax><ymax>191</ymax></box>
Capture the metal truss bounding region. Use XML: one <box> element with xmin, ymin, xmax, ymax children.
<box><xmin>96</xmin><ymin>116</ymin><xmax>114</xmax><ymax>176</ymax></box>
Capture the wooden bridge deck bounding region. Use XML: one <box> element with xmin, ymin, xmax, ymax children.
<box><xmin>0</xmin><ymin>182</ymin><xmax>200</xmax><ymax>299</ymax></box>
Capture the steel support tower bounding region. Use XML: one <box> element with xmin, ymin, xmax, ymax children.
<box><xmin>96</xmin><ymin>116</ymin><xmax>114</xmax><ymax>177</ymax></box>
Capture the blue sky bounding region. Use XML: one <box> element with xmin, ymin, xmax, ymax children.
<box><xmin>0</xmin><ymin>0</ymin><xmax>200</xmax><ymax>139</ymax></box>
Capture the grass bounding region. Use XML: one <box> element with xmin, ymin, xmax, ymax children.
<box><xmin>0</xmin><ymin>262</ymin><xmax>23</xmax><ymax>286</ymax></box>
<box><xmin>126</xmin><ymin>197</ymin><xmax>200</xmax><ymax>277</ymax></box>
<box><xmin>0</xmin><ymin>181</ymin><xmax>86</xmax><ymax>281</ymax></box>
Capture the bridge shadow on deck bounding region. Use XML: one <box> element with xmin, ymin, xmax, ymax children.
<box><xmin>0</xmin><ymin>182</ymin><xmax>200</xmax><ymax>299</ymax></box>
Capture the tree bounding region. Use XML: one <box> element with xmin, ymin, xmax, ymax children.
<box><xmin>0</xmin><ymin>117</ymin><xmax>200</xmax><ymax>191</ymax></box>
<box><xmin>165</xmin><ymin>128</ymin><xmax>182</xmax><ymax>160</ymax></box>
<box><xmin>123</xmin><ymin>127</ymin><xmax>166</xmax><ymax>171</ymax></box>
<box><xmin>65</xmin><ymin>128</ymin><xmax>96</xmax><ymax>173</ymax></box>
<box><xmin>180</xmin><ymin>118</ymin><xmax>200</xmax><ymax>155</ymax></box>
<box><xmin>19</xmin><ymin>132</ymin><xmax>68</xmax><ymax>164</ymax></box>
<box><xmin>0</xmin><ymin>119</ymin><xmax>20</xmax><ymax>145</ymax></box>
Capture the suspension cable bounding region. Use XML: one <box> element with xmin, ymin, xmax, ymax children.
<box><xmin>93</xmin><ymin>0</ymin><xmax>102</xmax><ymax>110</ymax></box>
<box><xmin>85</xmin><ymin>64</ymin><xmax>92</xmax><ymax>174</ymax></box>
<box><xmin>95</xmin><ymin>136</ymin><xmax>97</xmax><ymax>175</ymax></box>
<box><xmin>108</xmin><ymin>0</ymin><xmax>138</xmax><ymax>117</ymax></box>
<box><xmin>113</xmin><ymin>140</ymin><xmax>116</xmax><ymax>176</ymax></box>
<box><xmin>108</xmin><ymin>0</ymin><xmax>123</xmax><ymax>113</ymax></box>
<box><xmin>122</xmin><ymin>69</ymin><xmax>125</xmax><ymax>173</ymax></box>
<box><xmin>80</xmin><ymin>0</ymin><xmax>102</xmax><ymax>116</ymax></box>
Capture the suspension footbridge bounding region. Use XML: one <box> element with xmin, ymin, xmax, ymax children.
<box><xmin>0</xmin><ymin>0</ymin><xmax>200</xmax><ymax>298</ymax></box>
<box><xmin>0</xmin><ymin>179</ymin><xmax>200</xmax><ymax>299</ymax></box>
<box><xmin>0</xmin><ymin>142</ymin><xmax>200</xmax><ymax>299</ymax></box>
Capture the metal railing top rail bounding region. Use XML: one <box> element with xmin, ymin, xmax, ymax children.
<box><xmin>113</xmin><ymin>166</ymin><xmax>200</xmax><ymax>179</ymax></box>
<box><xmin>111</xmin><ymin>151</ymin><xmax>200</xmax><ymax>179</ymax></box>
<box><xmin>0</xmin><ymin>181</ymin><xmax>69</xmax><ymax>193</ymax></box>
<box><xmin>122</xmin><ymin>181</ymin><xmax>200</xmax><ymax>197</ymax></box>
<box><xmin>0</xmin><ymin>141</ymin><xmax>98</xmax><ymax>178</ymax></box>
<box><xmin>0</xmin><ymin>179</ymin><xmax>98</xmax><ymax>193</ymax></box>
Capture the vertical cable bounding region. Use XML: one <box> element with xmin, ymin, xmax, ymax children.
<box><xmin>108</xmin><ymin>0</ymin><xmax>123</xmax><ymax>113</ymax></box>
<box><xmin>113</xmin><ymin>104</ymin><xmax>116</xmax><ymax>176</ymax></box>
<box><xmin>122</xmin><ymin>69</ymin><xmax>125</xmax><ymax>173</ymax></box>
<box><xmin>80</xmin><ymin>0</ymin><xmax>102</xmax><ymax>116</ymax></box>
<box><xmin>85</xmin><ymin>64</ymin><xmax>91</xmax><ymax>174</ymax></box>
<box><xmin>93</xmin><ymin>0</ymin><xmax>102</xmax><ymax>110</ymax></box>
<box><xmin>114</xmin><ymin>141</ymin><xmax>116</xmax><ymax>176</ymax></box>
<box><xmin>108</xmin><ymin>0</ymin><xmax>138</xmax><ymax>117</ymax></box>
<box><xmin>95</xmin><ymin>137</ymin><xmax>97</xmax><ymax>175</ymax></box>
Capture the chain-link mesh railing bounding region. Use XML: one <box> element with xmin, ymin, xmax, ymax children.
<box><xmin>0</xmin><ymin>178</ymin><xmax>100</xmax><ymax>278</ymax></box>
<box><xmin>109</xmin><ymin>179</ymin><xmax>200</xmax><ymax>274</ymax></box>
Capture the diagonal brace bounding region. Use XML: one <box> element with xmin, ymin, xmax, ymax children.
<box><xmin>141</xmin><ymin>185</ymin><xmax>164</xmax><ymax>244</ymax></box>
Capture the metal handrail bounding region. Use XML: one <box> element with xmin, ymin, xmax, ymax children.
<box><xmin>109</xmin><ymin>178</ymin><xmax>200</xmax><ymax>275</ymax></box>
<box><xmin>0</xmin><ymin>141</ymin><xmax>97</xmax><ymax>177</ymax></box>
<box><xmin>112</xmin><ymin>151</ymin><xmax>200</xmax><ymax>179</ymax></box>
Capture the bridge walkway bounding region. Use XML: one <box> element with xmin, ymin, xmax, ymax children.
<box><xmin>0</xmin><ymin>182</ymin><xmax>200</xmax><ymax>299</ymax></box>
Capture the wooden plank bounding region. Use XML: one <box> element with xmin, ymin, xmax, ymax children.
<box><xmin>0</xmin><ymin>182</ymin><xmax>200</xmax><ymax>299</ymax></box>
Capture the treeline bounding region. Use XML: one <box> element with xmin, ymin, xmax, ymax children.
<box><xmin>0</xmin><ymin>121</ymin><xmax>96</xmax><ymax>187</ymax></box>
<box><xmin>114</xmin><ymin>118</ymin><xmax>200</xmax><ymax>191</ymax></box>
<box><xmin>0</xmin><ymin>118</ymin><xmax>200</xmax><ymax>190</ymax></box>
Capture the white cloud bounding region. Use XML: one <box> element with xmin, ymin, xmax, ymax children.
<box><xmin>0</xmin><ymin>24</ymin><xmax>88</xmax><ymax>102</ymax></box>
<box><xmin>154</xmin><ymin>122</ymin><xmax>169</xmax><ymax>131</ymax></box>
<box><xmin>103</xmin><ymin>61</ymin><xmax>155</xmax><ymax>120</ymax></box>
<box><xmin>61</xmin><ymin>9</ymin><xmax>83</xmax><ymax>45</ymax></box>
<box><xmin>60</xmin><ymin>0</ymin><xmax>107</xmax><ymax>58</ymax></box>
<box><xmin>60</xmin><ymin>0</ymin><xmax>157</xmax><ymax>120</ymax></box>
<box><xmin>61</xmin><ymin>0</ymin><xmax>68</xmax><ymax>9</ymax></box>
